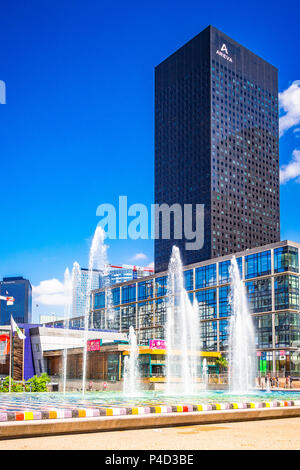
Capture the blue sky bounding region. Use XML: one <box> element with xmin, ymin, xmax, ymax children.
<box><xmin>0</xmin><ymin>0</ymin><xmax>299</xmax><ymax>320</ymax></box>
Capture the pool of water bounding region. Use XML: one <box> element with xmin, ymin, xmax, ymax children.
<box><xmin>0</xmin><ymin>390</ymin><xmax>300</xmax><ymax>412</ymax></box>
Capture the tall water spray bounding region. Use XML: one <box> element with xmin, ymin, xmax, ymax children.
<box><xmin>165</xmin><ymin>246</ymin><xmax>200</xmax><ymax>395</ymax></box>
<box><xmin>103</xmin><ymin>265</ymin><xmax>114</xmax><ymax>330</ymax></box>
<box><xmin>82</xmin><ymin>226</ymin><xmax>112</xmax><ymax>394</ymax></box>
<box><xmin>62</xmin><ymin>262</ymin><xmax>82</xmax><ymax>394</ymax></box>
<box><xmin>123</xmin><ymin>326</ymin><xmax>140</xmax><ymax>396</ymax></box>
<box><xmin>228</xmin><ymin>257</ymin><xmax>257</xmax><ymax>393</ymax></box>
<box><xmin>202</xmin><ymin>358</ymin><xmax>208</xmax><ymax>391</ymax></box>
<box><xmin>62</xmin><ymin>268</ymin><xmax>72</xmax><ymax>394</ymax></box>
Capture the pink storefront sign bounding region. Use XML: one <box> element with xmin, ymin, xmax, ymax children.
<box><xmin>87</xmin><ymin>339</ymin><xmax>101</xmax><ymax>351</ymax></box>
<box><xmin>149</xmin><ymin>339</ymin><xmax>166</xmax><ymax>349</ymax></box>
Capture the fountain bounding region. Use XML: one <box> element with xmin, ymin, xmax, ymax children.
<box><xmin>202</xmin><ymin>358</ymin><xmax>208</xmax><ymax>391</ymax></box>
<box><xmin>62</xmin><ymin>268</ymin><xmax>72</xmax><ymax>394</ymax></box>
<box><xmin>82</xmin><ymin>226</ymin><xmax>112</xmax><ymax>394</ymax></box>
<box><xmin>123</xmin><ymin>326</ymin><xmax>140</xmax><ymax>396</ymax></box>
<box><xmin>62</xmin><ymin>262</ymin><xmax>81</xmax><ymax>394</ymax></box>
<box><xmin>103</xmin><ymin>265</ymin><xmax>114</xmax><ymax>330</ymax></box>
<box><xmin>165</xmin><ymin>246</ymin><xmax>201</xmax><ymax>395</ymax></box>
<box><xmin>228</xmin><ymin>257</ymin><xmax>257</xmax><ymax>393</ymax></box>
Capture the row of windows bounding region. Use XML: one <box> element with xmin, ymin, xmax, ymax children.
<box><xmin>124</xmin><ymin>312</ymin><xmax>300</xmax><ymax>350</ymax></box>
<box><xmin>91</xmin><ymin>275</ymin><xmax>300</xmax><ymax>331</ymax></box>
<box><xmin>93</xmin><ymin>247</ymin><xmax>299</xmax><ymax>309</ymax></box>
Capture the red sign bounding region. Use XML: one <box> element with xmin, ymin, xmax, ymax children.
<box><xmin>257</xmin><ymin>351</ymin><xmax>261</xmax><ymax>357</ymax></box>
<box><xmin>149</xmin><ymin>339</ymin><xmax>166</xmax><ymax>349</ymax></box>
<box><xmin>279</xmin><ymin>350</ymin><xmax>286</xmax><ymax>356</ymax></box>
<box><xmin>87</xmin><ymin>339</ymin><xmax>101</xmax><ymax>351</ymax></box>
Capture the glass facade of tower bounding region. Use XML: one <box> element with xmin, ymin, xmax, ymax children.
<box><xmin>91</xmin><ymin>241</ymin><xmax>300</xmax><ymax>376</ymax></box>
<box><xmin>155</xmin><ymin>26</ymin><xmax>280</xmax><ymax>273</ymax></box>
<box><xmin>0</xmin><ymin>277</ymin><xmax>32</xmax><ymax>325</ymax></box>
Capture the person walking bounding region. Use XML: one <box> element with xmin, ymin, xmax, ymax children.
<box><xmin>286</xmin><ymin>376</ymin><xmax>289</xmax><ymax>389</ymax></box>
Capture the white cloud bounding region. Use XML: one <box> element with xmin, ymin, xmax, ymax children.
<box><xmin>293</xmin><ymin>128</ymin><xmax>300</xmax><ymax>136</ymax></box>
<box><xmin>279</xmin><ymin>81</ymin><xmax>300</xmax><ymax>136</ymax></box>
<box><xmin>33</xmin><ymin>278</ymin><xmax>67</xmax><ymax>306</ymax></box>
<box><xmin>132</xmin><ymin>253</ymin><xmax>148</xmax><ymax>261</ymax></box>
<box><xmin>280</xmin><ymin>149</ymin><xmax>300</xmax><ymax>184</ymax></box>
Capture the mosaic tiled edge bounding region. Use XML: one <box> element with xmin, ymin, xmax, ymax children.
<box><xmin>0</xmin><ymin>400</ymin><xmax>299</xmax><ymax>422</ymax></box>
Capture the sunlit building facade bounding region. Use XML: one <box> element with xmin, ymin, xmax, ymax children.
<box><xmin>155</xmin><ymin>25</ymin><xmax>280</xmax><ymax>272</ymax></box>
<box><xmin>0</xmin><ymin>277</ymin><xmax>32</xmax><ymax>325</ymax></box>
<box><xmin>92</xmin><ymin>241</ymin><xmax>300</xmax><ymax>376</ymax></box>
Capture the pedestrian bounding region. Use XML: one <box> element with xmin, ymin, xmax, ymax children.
<box><xmin>286</xmin><ymin>376</ymin><xmax>289</xmax><ymax>389</ymax></box>
<box><xmin>88</xmin><ymin>380</ymin><xmax>93</xmax><ymax>391</ymax></box>
<box><xmin>258</xmin><ymin>376</ymin><xmax>261</xmax><ymax>388</ymax></box>
<box><xmin>276</xmin><ymin>376</ymin><xmax>279</xmax><ymax>388</ymax></box>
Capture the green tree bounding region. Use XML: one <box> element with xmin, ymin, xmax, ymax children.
<box><xmin>215</xmin><ymin>355</ymin><xmax>228</xmax><ymax>373</ymax></box>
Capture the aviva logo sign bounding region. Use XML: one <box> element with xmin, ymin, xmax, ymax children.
<box><xmin>216</xmin><ymin>43</ymin><xmax>233</xmax><ymax>63</ymax></box>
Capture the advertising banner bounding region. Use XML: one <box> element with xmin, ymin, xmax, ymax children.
<box><xmin>87</xmin><ymin>339</ymin><xmax>101</xmax><ymax>351</ymax></box>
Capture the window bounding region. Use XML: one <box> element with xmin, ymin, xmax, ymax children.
<box><xmin>245</xmin><ymin>251</ymin><xmax>271</xmax><ymax>279</ymax></box>
<box><xmin>218</xmin><ymin>258</ymin><xmax>242</xmax><ymax>284</ymax></box>
<box><xmin>121</xmin><ymin>284</ymin><xmax>136</xmax><ymax>304</ymax></box>
<box><xmin>219</xmin><ymin>319</ymin><xmax>229</xmax><ymax>350</ymax></box>
<box><xmin>94</xmin><ymin>292</ymin><xmax>105</xmax><ymax>309</ymax></box>
<box><xmin>138</xmin><ymin>302</ymin><xmax>154</xmax><ymax>328</ymax></box>
<box><xmin>274</xmin><ymin>246</ymin><xmax>298</xmax><ymax>274</ymax></box>
<box><xmin>246</xmin><ymin>279</ymin><xmax>272</xmax><ymax>313</ymax></box>
<box><xmin>219</xmin><ymin>286</ymin><xmax>231</xmax><ymax>317</ymax></box>
<box><xmin>155</xmin><ymin>298</ymin><xmax>166</xmax><ymax>325</ymax></box>
<box><xmin>112</xmin><ymin>288</ymin><xmax>120</xmax><ymax>306</ymax></box>
<box><xmin>275</xmin><ymin>275</ymin><xmax>299</xmax><ymax>310</ymax></box>
<box><xmin>201</xmin><ymin>321</ymin><xmax>217</xmax><ymax>351</ymax></box>
<box><xmin>275</xmin><ymin>313</ymin><xmax>300</xmax><ymax>348</ymax></box>
<box><xmin>155</xmin><ymin>277</ymin><xmax>167</xmax><ymax>297</ymax></box>
<box><xmin>195</xmin><ymin>264</ymin><xmax>216</xmax><ymax>289</ymax></box>
<box><xmin>195</xmin><ymin>289</ymin><xmax>217</xmax><ymax>319</ymax></box>
<box><xmin>184</xmin><ymin>270</ymin><xmax>194</xmax><ymax>291</ymax></box>
<box><xmin>121</xmin><ymin>305</ymin><xmax>136</xmax><ymax>329</ymax></box>
<box><xmin>254</xmin><ymin>315</ymin><xmax>272</xmax><ymax>348</ymax></box>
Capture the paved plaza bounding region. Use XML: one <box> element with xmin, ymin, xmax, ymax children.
<box><xmin>0</xmin><ymin>417</ymin><xmax>299</xmax><ymax>450</ymax></box>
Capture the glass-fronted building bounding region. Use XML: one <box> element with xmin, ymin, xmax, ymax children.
<box><xmin>72</xmin><ymin>266</ymin><xmax>152</xmax><ymax>318</ymax></box>
<box><xmin>0</xmin><ymin>277</ymin><xmax>32</xmax><ymax>325</ymax></box>
<box><xmin>155</xmin><ymin>25</ymin><xmax>280</xmax><ymax>272</ymax></box>
<box><xmin>92</xmin><ymin>241</ymin><xmax>300</xmax><ymax>377</ymax></box>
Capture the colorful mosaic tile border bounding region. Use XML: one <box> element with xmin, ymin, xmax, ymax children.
<box><xmin>0</xmin><ymin>400</ymin><xmax>299</xmax><ymax>422</ymax></box>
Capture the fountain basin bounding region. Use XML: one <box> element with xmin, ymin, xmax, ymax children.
<box><xmin>0</xmin><ymin>390</ymin><xmax>299</xmax><ymax>422</ymax></box>
<box><xmin>1</xmin><ymin>391</ymin><xmax>300</xmax><ymax>439</ymax></box>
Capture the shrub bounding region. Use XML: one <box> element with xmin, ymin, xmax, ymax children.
<box><xmin>0</xmin><ymin>376</ymin><xmax>25</xmax><ymax>392</ymax></box>
<box><xmin>25</xmin><ymin>373</ymin><xmax>50</xmax><ymax>392</ymax></box>
<box><xmin>0</xmin><ymin>373</ymin><xmax>50</xmax><ymax>392</ymax></box>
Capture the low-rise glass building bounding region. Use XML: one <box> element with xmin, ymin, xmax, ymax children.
<box><xmin>91</xmin><ymin>240</ymin><xmax>300</xmax><ymax>377</ymax></box>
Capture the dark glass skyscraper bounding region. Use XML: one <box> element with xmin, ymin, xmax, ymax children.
<box><xmin>155</xmin><ymin>25</ymin><xmax>280</xmax><ymax>272</ymax></box>
<box><xmin>0</xmin><ymin>277</ymin><xmax>32</xmax><ymax>325</ymax></box>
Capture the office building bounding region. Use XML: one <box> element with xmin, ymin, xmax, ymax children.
<box><xmin>155</xmin><ymin>25</ymin><xmax>280</xmax><ymax>272</ymax></box>
<box><xmin>92</xmin><ymin>241</ymin><xmax>300</xmax><ymax>377</ymax></box>
<box><xmin>0</xmin><ymin>277</ymin><xmax>32</xmax><ymax>325</ymax></box>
